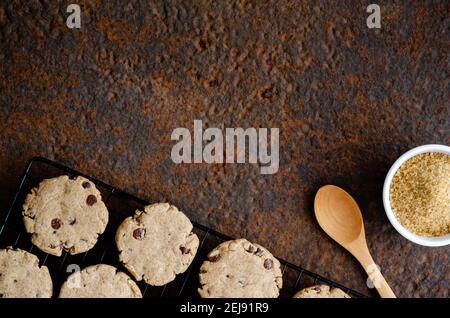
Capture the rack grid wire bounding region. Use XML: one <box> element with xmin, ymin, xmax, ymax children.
<box><xmin>0</xmin><ymin>157</ymin><xmax>367</xmax><ymax>298</ymax></box>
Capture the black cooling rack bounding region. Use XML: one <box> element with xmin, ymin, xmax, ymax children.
<box><xmin>0</xmin><ymin>157</ymin><xmax>367</xmax><ymax>298</ymax></box>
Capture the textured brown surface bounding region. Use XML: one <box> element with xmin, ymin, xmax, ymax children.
<box><xmin>0</xmin><ymin>0</ymin><xmax>449</xmax><ymax>297</ymax></box>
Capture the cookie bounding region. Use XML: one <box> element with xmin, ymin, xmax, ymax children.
<box><xmin>59</xmin><ymin>264</ymin><xmax>142</xmax><ymax>298</ymax></box>
<box><xmin>0</xmin><ymin>248</ymin><xmax>53</xmax><ymax>298</ymax></box>
<box><xmin>23</xmin><ymin>175</ymin><xmax>109</xmax><ymax>256</ymax></box>
<box><xmin>198</xmin><ymin>238</ymin><xmax>283</xmax><ymax>298</ymax></box>
<box><xmin>116</xmin><ymin>203</ymin><xmax>199</xmax><ymax>286</ymax></box>
<box><xmin>293</xmin><ymin>285</ymin><xmax>351</xmax><ymax>298</ymax></box>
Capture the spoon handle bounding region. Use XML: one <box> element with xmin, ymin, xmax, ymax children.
<box><xmin>357</xmin><ymin>252</ymin><xmax>396</xmax><ymax>298</ymax></box>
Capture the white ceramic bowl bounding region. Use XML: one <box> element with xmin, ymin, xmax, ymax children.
<box><xmin>383</xmin><ymin>144</ymin><xmax>450</xmax><ymax>247</ymax></box>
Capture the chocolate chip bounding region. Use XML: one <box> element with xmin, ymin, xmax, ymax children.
<box><xmin>82</xmin><ymin>182</ymin><xmax>91</xmax><ymax>189</ymax></box>
<box><xmin>86</xmin><ymin>195</ymin><xmax>97</xmax><ymax>206</ymax></box>
<box><xmin>264</xmin><ymin>259</ymin><xmax>273</xmax><ymax>270</ymax></box>
<box><xmin>51</xmin><ymin>218</ymin><xmax>61</xmax><ymax>230</ymax></box>
<box><xmin>314</xmin><ymin>286</ymin><xmax>322</xmax><ymax>293</ymax></box>
<box><xmin>255</xmin><ymin>248</ymin><xmax>263</xmax><ymax>256</ymax></box>
<box><xmin>24</xmin><ymin>209</ymin><xmax>35</xmax><ymax>219</ymax></box>
<box><xmin>133</xmin><ymin>228</ymin><xmax>145</xmax><ymax>240</ymax></box>
<box><xmin>246</xmin><ymin>245</ymin><xmax>255</xmax><ymax>253</ymax></box>
<box><xmin>68</xmin><ymin>218</ymin><xmax>76</xmax><ymax>225</ymax></box>
<box><xmin>0</xmin><ymin>293</ymin><xmax>3</xmax><ymax>298</ymax></box>
<box><xmin>208</xmin><ymin>254</ymin><xmax>220</xmax><ymax>262</ymax></box>
<box><xmin>180</xmin><ymin>246</ymin><xmax>190</xmax><ymax>254</ymax></box>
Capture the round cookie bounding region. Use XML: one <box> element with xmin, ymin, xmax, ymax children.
<box><xmin>59</xmin><ymin>264</ymin><xmax>142</xmax><ymax>298</ymax></box>
<box><xmin>116</xmin><ymin>203</ymin><xmax>199</xmax><ymax>286</ymax></box>
<box><xmin>22</xmin><ymin>175</ymin><xmax>109</xmax><ymax>256</ymax></box>
<box><xmin>293</xmin><ymin>285</ymin><xmax>351</xmax><ymax>298</ymax></box>
<box><xmin>198</xmin><ymin>238</ymin><xmax>283</xmax><ymax>298</ymax></box>
<box><xmin>0</xmin><ymin>248</ymin><xmax>53</xmax><ymax>298</ymax></box>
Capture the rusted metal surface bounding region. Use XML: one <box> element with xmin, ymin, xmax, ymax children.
<box><xmin>0</xmin><ymin>0</ymin><xmax>448</xmax><ymax>297</ymax></box>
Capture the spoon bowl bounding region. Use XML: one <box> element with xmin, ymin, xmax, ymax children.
<box><xmin>315</xmin><ymin>185</ymin><xmax>364</xmax><ymax>245</ymax></box>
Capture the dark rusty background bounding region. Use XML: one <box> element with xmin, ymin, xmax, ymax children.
<box><xmin>0</xmin><ymin>0</ymin><xmax>449</xmax><ymax>297</ymax></box>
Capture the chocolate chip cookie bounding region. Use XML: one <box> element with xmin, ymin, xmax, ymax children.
<box><xmin>116</xmin><ymin>203</ymin><xmax>199</xmax><ymax>286</ymax></box>
<box><xmin>0</xmin><ymin>248</ymin><xmax>53</xmax><ymax>298</ymax></box>
<box><xmin>59</xmin><ymin>264</ymin><xmax>142</xmax><ymax>298</ymax></box>
<box><xmin>293</xmin><ymin>285</ymin><xmax>351</xmax><ymax>298</ymax></box>
<box><xmin>22</xmin><ymin>175</ymin><xmax>109</xmax><ymax>256</ymax></box>
<box><xmin>198</xmin><ymin>238</ymin><xmax>283</xmax><ymax>298</ymax></box>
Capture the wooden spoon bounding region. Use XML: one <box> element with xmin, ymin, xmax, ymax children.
<box><xmin>314</xmin><ymin>185</ymin><xmax>396</xmax><ymax>298</ymax></box>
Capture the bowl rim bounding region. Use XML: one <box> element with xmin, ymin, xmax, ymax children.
<box><xmin>382</xmin><ymin>144</ymin><xmax>450</xmax><ymax>247</ymax></box>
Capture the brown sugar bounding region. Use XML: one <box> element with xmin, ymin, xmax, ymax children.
<box><xmin>390</xmin><ymin>152</ymin><xmax>450</xmax><ymax>237</ymax></box>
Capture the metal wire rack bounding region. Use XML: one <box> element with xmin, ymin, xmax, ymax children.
<box><xmin>0</xmin><ymin>157</ymin><xmax>366</xmax><ymax>298</ymax></box>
